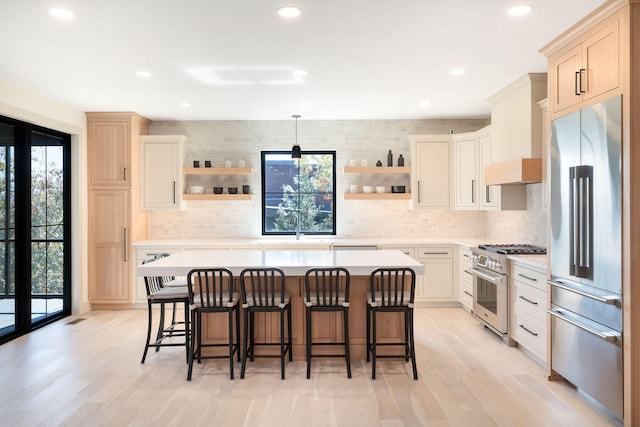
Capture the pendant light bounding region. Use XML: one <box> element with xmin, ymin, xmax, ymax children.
<box><xmin>291</xmin><ymin>114</ymin><xmax>302</xmax><ymax>159</ymax></box>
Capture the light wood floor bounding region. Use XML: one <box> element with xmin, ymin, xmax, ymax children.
<box><xmin>0</xmin><ymin>307</ymin><xmax>623</xmax><ymax>427</ymax></box>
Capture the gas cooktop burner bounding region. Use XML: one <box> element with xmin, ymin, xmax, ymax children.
<box><xmin>478</xmin><ymin>244</ymin><xmax>547</xmax><ymax>255</ymax></box>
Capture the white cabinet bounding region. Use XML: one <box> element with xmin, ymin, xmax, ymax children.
<box><xmin>453</xmin><ymin>126</ymin><xmax>500</xmax><ymax>210</ymax></box>
<box><xmin>458</xmin><ymin>245</ymin><xmax>473</xmax><ymax>312</ymax></box>
<box><xmin>454</xmin><ymin>134</ymin><xmax>477</xmax><ymax>209</ymax></box>
<box><xmin>410</xmin><ymin>135</ymin><xmax>453</xmax><ymax>209</ymax></box>
<box><xmin>510</xmin><ymin>261</ymin><xmax>547</xmax><ymax>364</ymax></box>
<box><xmin>141</xmin><ymin>135</ymin><xmax>186</xmax><ymax>210</ymax></box>
<box><xmin>416</xmin><ymin>246</ymin><xmax>454</xmax><ymax>303</ymax></box>
<box><xmin>477</xmin><ymin>128</ymin><xmax>501</xmax><ymax>209</ymax></box>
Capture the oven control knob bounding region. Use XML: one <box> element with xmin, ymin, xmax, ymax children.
<box><xmin>495</xmin><ymin>260</ymin><xmax>502</xmax><ymax>270</ymax></box>
<box><xmin>486</xmin><ymin>259</ymin><xmax>494</xmax><ymax>269</ymax></box>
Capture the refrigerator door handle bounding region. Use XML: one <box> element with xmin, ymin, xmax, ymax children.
<box><xmin>569</xmin><ymin>166</ymin><xmax>579</xmax><ymax>275</ymax></box>
<box><xmin>547</xmin><ymin>308</ymin><xmax>620</xmax><ymax>344</ymax></box>
<box><xmin>547</xmin><ymin>279</ymin><xmax>620</xmax><ymax>305</ymax></box>
<box><xmin>569</xmin><ymin>165</ymin><xmax>594</xmax><ymax>278</ymax></box>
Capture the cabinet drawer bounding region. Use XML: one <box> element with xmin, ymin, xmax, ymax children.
<box><xmin>460</xmin><ymin>289</ymin><xmax>473</xmax><ymax>310</ymax></box>
<box><xmin>511</xmin><ymin>263</ymin><xmax>546</xmax><ymax>291</ymax></box>
<box><xmin>514</xmin><ymin>310</ymin><xmax>547</xmax><ymax>361</ymax></box>
<box><xmin>514</xmin><ymin>281</ymin><xmax>546</xmax><ymax>320</ymax></box>
<box><xmin>418</xmin><ymin>246</ymin><xmax>453</xmax><ymax>259</ymax></box>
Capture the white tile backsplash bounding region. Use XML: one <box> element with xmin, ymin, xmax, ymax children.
<box><xmin>147</xmin><ymin>118</ymin><xmax>546</xmax><ymax>243</ymax></box>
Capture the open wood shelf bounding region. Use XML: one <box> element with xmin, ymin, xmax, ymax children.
<box><xmin>183</xmin><ymin>167</ymin><xmax>253</xmax><ymax>175</ymax></box>
<box><xmin>182</xmin><ymin>194</ymin><xmax>252</xmax><ymax>201</ymax></box>
<box><xmin>344</xmin><ymin>193</ymin><xmax>411</xmax><ymax>200</ymax></box>
<box><xmin>343</xmin><ymin>166</ymin><xmax>411</xmax><ymax>174</ymax></box>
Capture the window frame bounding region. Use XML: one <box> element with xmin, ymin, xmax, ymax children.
<box><xmin>261</xmin><ymin>150</ymin><xmax>337</xmax><ymax>236</ymax></box>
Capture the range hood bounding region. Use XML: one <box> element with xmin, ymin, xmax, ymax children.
<box><xmin>484</xmin><ymin>158</ymin><xmax>542</xmax><ymax>185</ymax></box>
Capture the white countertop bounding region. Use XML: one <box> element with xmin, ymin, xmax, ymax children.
<box><xmin>133</xmin><ymin>237</ymin><xmax>494</xmax><ymax>249</ymax></box>
<box><xmin>136</xmin><ymin>249</ymin><xmax>425</xmax><ymax>277</ymax></box>
<box><xmin>507</xmin><ymin>254</ymin><xmax>547</xmax><ymax>271</ymax></box>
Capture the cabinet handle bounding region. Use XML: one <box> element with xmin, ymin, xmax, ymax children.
<box><xmin>578</xmin><ymin>68</ymin><xmax>586</xmax><ymax>94</ymax></box>
<box><xmin>575</xmin><ymin>71</ymin><xmax>581</xmax><ymax>95</ymax></box>
<box><xmin>464</xmin><ymin>291</ymin><xmax>473</xmax><ymax>297</ymax></box>
<box><xmin>471</xmin><ymin>179</ymin><xmax>475</xmax><ymax>203</ymax></box>
<box><xmin>417</xmin><ymin>181</ymin><xmax>421</xmax><ymax>203</ymax></box>
<box><xmin>173</xmin><ymin>181</ymin><xmax>177</xmax><ymax>204</ymax></box>
<box><xmin>423</xmin><ymin>252</ymin><xmax>449</xmax><ymax>255</ymax></box>
<box><xmin>123</xmin><ymin>228</ymin><xmax>128</xmax><ymax>262</ymax></box>
<box><xmin>518</xmin><ymin>295</ymin><xmax>538</xmax><ymax>305</ymax></box>
<box><xmin>519</xmin><ymin>324</ymin><xmax>538</xmax><ymax>337</ymax></box>
<box><xmin>486</xmin><ymin>186</ymin><xmax>490</xmax><ymax>203</ymax></box>
<box><xmin>464</xmin><ymin>270</ymin><xmax>473</xmax><ymax>276</ymax></box>
<box><xmin>123</xmin><ymin>167</ymin><xmax>127</xmax><ymax>181</ymax></box>
<box><xmin>517</xmin><ymin>273</ymin><xmax>538</xmax><ymax>282</ymax></box>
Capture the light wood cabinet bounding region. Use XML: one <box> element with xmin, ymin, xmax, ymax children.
<box><xmin>87</xmin><ymin>112</ymin><xmax>149</xmax><ymax>306</ymax></box>
<box><xmin>547</xmin><ymin>15</ymin><xmax>621</xmax><ymax>116</ymax></box>
<box><xmin>141</xmin><ymin>135</ymin><xmax>186</xmax><ymax>210</ymax></box>
<box><xmin>88</xmin><ymin>190</ymin><xmax>130</xmax><ymax>303</ymax></box>
<box><xmin>410</xmin><ymin>135</ymin><xmax>452</xmax><ymax>209</ymax></box>
<box><xmin>88</xmin><ymin>117</ymin><xmax>131</xmax><ymax>187</ymax></box>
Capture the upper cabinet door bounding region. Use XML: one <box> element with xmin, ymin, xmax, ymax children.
<box><xmin>454</xmin><ymin>136</ymin><xmax>478</xmax><ymax>210</ymax></box>
<box><xmin>412</xmin><ymin>136</ymin><xmax>452</xmax><ymax>209</ymax></box>
<box><xmin>478</xmin><ymin>130</ymin><xmax>501</xmax><ymax>209</ymax></box>
<box><xmin>88</xmin><ymin>120</ymin><xmax>130</xmax><ymax>187</ymax></box>
<box><xmin>141</xmin><ymin>135</ymin><xmax>186</xmax><ymax>210</ymax></box>
<box><xmin>548</xmin><ymin>15</ymin><xmax>621</xmax><ymax>116</ymax></box>
<box><xmin>551</xmin><ymin>45</ymin><xmax>584</xmax><ymax>113</ymax></box>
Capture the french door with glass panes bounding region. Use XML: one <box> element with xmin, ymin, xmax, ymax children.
<box><xmin>0</xmin><ymin>116</ymin><xmax>71</xmax><ymax>344</ymax></box>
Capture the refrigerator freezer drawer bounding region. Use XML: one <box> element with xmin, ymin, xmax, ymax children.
<box><xmin>549</xmin><ymin>280</ymin><xmax>622</xmax><ymax>332</ymax></box>
<box><xmin>549</xmin><ymin>307</ymin><xmax>622</xmax><ymax>418</ymax></box>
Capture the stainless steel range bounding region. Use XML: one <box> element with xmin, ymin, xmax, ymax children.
<box><xmin>471</xmin><ymin>244</ymin><xmax>546</xmax><ymax>338</ymax></box>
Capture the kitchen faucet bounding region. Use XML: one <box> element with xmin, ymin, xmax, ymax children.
<box><xmin>291</xmin><ymin>211</ymin><xmax>302</xmax><ymax>240</ymax></box>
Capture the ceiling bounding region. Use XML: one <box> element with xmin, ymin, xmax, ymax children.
<box><xmin>0</xmin><ymin>0</ymin><xmax>605</xmax><ymax>121</ymax></box>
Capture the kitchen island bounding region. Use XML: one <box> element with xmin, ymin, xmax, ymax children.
<box><xmin>137</xmin><ymin>249</ymin><xmax>424</xmax><ymax>360</ymax></box>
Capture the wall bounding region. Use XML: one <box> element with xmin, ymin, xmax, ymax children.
<box><xmin>148</xmin><ymin>119</ymin><xmax>492</xmax><ymax>239</ymax></box>
<box><xmin>485</xmin><ymin>183</ymin><xmax>547</xmax><ymax>246</ymax></box>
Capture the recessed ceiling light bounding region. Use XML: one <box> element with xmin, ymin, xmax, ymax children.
<box><xmin>508</xmin><ymin>4</ymin><xmax>533</xmax><ymax>16</ymax></box>
<box><xmin>49</xmin><ymin>8</ymin><xmax>74</xmax><ymax>19</ymax></box>
<box><xmin>300</xmin><ymin>102</ymin><xmax>311</xmax><ymax>107</ymax></box>
<box><xmin>292</xmin><ymin>70</ymin><xmax>308</xmax><ymax>77</ymax></box>
<box><xmin>419</xmin><ymin>100</ymin><xmax>431</xmax><ymax>107</ymax></box>
<box><xmin>179</xmin><ymin>102</ymin><xmax>191</xmax><ymax>108</ymax></box>
<box><xmin>277</xmin><ymin>6</ymin><xmax>302</xmax><ymax>18</ymax></box>
<box><xmin>136</xmin><ymin>71</ymin><xmax>151</xmax><ymax>78</ymax></box>
<box><xmin>449</xmin><ymin>68</ymin><xmax>466</xmax><ymax>76</ymax></box>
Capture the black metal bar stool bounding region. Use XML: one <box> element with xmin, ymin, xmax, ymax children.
<box><xmin>366</xmin><ymin>267</ymin><xmax>418</xmax><ymax>380</ymax></box>
<box><xmin>303</xmin><ymin>267</ymin><xmax>351</xmax><ymax>379</ymax></box>
<box><xmin>141</xmin><ymin>256</ymin><xmax>190</xmax><ymax>364</ymax></box>
<box><xmin>239</xmin><ymin>268</ymin><xmax>292</xmax><ymax>380</ymax></box>
<box><xmin>186</xmin><ymin>268</ymin><xmax>240</xmax><ymax>380</ymax></box>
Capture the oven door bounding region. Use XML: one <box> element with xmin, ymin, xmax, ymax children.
<box><xmin>472</xmin><ymin>266</ymin><xmax>508</xmax><ymax>335</ymax></box>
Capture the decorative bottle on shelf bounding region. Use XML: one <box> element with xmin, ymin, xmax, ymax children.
<box><xmin>376</xmin><ymin>160</ymin><xmax>383</xmax><ymax>167</ymax></box>
<box><xmin>387</xmin><ymin>150</ymin><xmax>393</xmax><ymax>166</ymax></box>
<box><xmin>398</xmin><ymin>154</ymin><xmax>404</xmax><ymax>167</ymax></box>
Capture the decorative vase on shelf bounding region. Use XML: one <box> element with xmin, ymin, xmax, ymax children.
<box><xmin>387</xmin><ymin>150</ymin><xmax>393</xmax><ymax>166</ymax></box>
<box><xmin>376</xmin><ymin>160</ymin><xmax>383</xmax><ymax>167</ymax></box>
<box><xmin>398</xmin><ymin>154</ymin><xmax>404</xmax><ymax>167</ymax></box>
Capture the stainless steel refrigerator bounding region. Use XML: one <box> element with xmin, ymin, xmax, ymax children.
<box><xmin>548</xmin><ymin>95</ymin><xmax>623</xmax><ymax>418</ymax></box>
